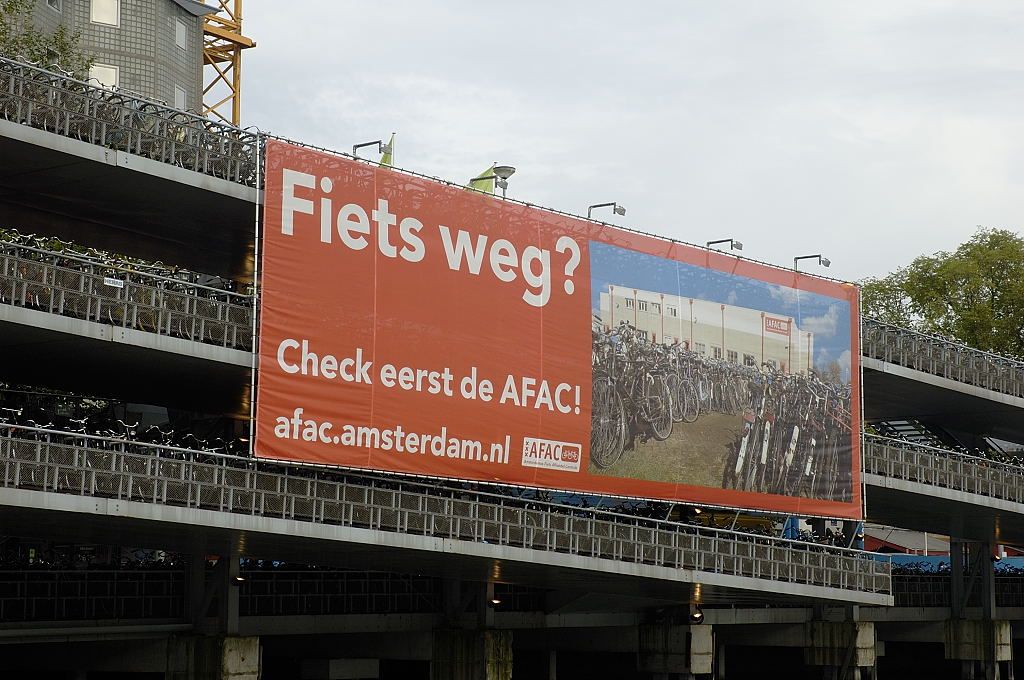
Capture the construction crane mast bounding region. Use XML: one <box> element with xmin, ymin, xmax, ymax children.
<box><xmin>202</xmin><ymin>0</ymin><xmax>255</xmax><ymax>126</ymax></box>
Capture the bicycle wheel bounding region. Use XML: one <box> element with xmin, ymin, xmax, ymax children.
<box><xmin>723</xmin><ymin>425</ymin><xmax>750</xmax><ymax>489</ymax></box>
<box><xmin>666</xmin><ymin>373</ymin><xmax>684</xmax><ymax>423</ymax></box>
<box><xmin>744</xmin><ymin>420</ymin><xmax>769</xmax><ymax>492</ymax></box>
<box><xmin>727</xmin><ymin>383</ymin><xmax>744</xmax><ymax>416</ymax></box>
<box><xmin>681</xmin><ymin>380</ymin><xmax>700</xmax><ymax>423</ymax></box>
<box><xmin>722</xmin><ymin>441</ymin><xmax>740</xmax><ymax>489</ymax></box>
<box><xmin>783</xmin><ymin>444</ymin><xmax>809</xmax><ymax>497</ymax></box>
<box><xmin>641</xmin><ymin>375</ymin><xmax>673</xmax><ymax>442</ymax></box>
<box><xmin>818</xmin><ymin>437</ymin><xmax>841</xmax><ymax>500</ymax></box>
<box><xmin>590</xmin><ymin>377</ymin><xmax>626</xmax><ymax>469</ymax></box>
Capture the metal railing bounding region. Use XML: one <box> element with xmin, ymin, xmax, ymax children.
<box><xmin>239</xmin><ymin>570</ymin><xmax>442</xmax><ymax>617</ymax></box>
<box><xmin>863</xmin><ymin>433</ymin><xmax>1024</xmax><ymax>505</ymax></box>
<box><xmin>0</xmin><ymin>240</ymin><xmax>253</xmax><ymax>350</ymax></box>
<box><xmin>0</xmin><ymin>56</ymin><xmax>258</xmax><ymax>186</ymax></box>
<box><xmin>6</xmin><ymin>241</ymin><xmax>1023</xmax><ymax>398</ymax></box>
<box><xmin>0</xmin><ymin>426</ymin><xmax>892</xmax><ymax>597</ymax></box>
<box><xmin>894</xmin><ymin>574</ymin><xmax>1024</xmax><ymax>609</ymax></box>
<box><xmin>4</xmin><ymin>244</ymin><xmax>1022</xmax><ymax>399</ymax></box>
<box><xmin>862</xmin><ymin>318</ymin><xmax>1024</xmax><ymax>399</ymax></box>
<box><xmin>0</xmin><ymin>568</ymin><xmax>184</xmax><ymax>621</ymax></box>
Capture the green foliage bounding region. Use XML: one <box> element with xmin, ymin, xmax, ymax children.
<box><xmin>860</xmin><ymin>228</ymin><xmax>1024</xmax><ymax>356</ymax></box>
<box><xmin>861</xmin><ymin>269</ymin><xmax>914</xmax><ymax>329</ymax></box>
<box><xmin>1</xmin><ymin>0</ymin><xmax>92</xmax><ymax>76</ymax></box>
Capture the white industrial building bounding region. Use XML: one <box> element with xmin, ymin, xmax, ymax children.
<box><xmin>598</xmin><ymin>285</ymin><xmax>814</xmax><ymax>374</ymax></box>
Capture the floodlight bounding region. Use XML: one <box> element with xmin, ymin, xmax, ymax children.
<box><xmin>588</xmin><ymin>202</ymin><xmax>626</xmax><ymax>219</ymax></box>
<box><xmin>794</xmin><ymin>254</ymin><xmax>830</xmax><ymax>271</ymax></box>
<box><xmin>707</xmin><ymin>239</ymin><xmax>742</xmax><ymax>252</ymax></box>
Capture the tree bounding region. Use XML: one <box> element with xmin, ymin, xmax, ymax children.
<box><xmin>860</xmin><ymin>228</ymin><xmax>1024</xmax><ymax>356</ymax></box>
<box><xmin>1</xmin><ymin>0</ymin><xmax>91</xmax><ymax>76</ymax></box>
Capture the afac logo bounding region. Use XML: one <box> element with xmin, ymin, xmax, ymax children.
<box><xmin>521</xmin><ymin>437</ymin><xmax>582</xmax><ymax>473</ymax></box>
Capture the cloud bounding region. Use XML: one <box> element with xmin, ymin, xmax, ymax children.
<box><xmin>767</xmin><ymin>285</ymin><xmax>801</xmax><ymax>308</ymax></box>
<box><xmin>802</xmin><ymin>304</ymin><xmax>841</xmax><ymax>338</ymax></box>
<box><xmin>838</xmin><ymin>349</ymin><xmax>852</xmax><ymax>376</ymax></box>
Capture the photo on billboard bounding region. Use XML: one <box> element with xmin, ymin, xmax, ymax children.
<box><xmin>588</xmin><ymin>242</ymin><xmax>854</xmax><ymax>504</ymax></box>
<box><xmin>255</xmin><ymin>139</ymin><xmax>862</xmax><ymax>519</ymax></box>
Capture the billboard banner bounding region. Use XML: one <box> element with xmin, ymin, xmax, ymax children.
<box><xmin>256</xmin><ymin>139</ymin><xmax>862</xmax><ymax>519</ymax></box>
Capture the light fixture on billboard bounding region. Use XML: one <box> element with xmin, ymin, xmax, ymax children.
<box><xmin>493</xmin><ymin>165</ymin><xmax>516</xmax><ymax>197</ymax></box>
<box><xmin>472</xmin><ymin>165</ymin><xmax>516</xmax><ymax>197</ymax></box>
<box><xmin>352</xmin><ymin>139</ymin><xmax>392</xmax><ymax>159</ymax></box>
<box><xmin>588</xmin><ymin>202</ymin><xmax>626</xmax><ymax>220</ymax></box>
<box><xmin>793</xmin><ymin>254</ymin><xmax>830</xmax><ymax>271</ymax></box>
<box><xmin>706</xmin><ymin>238</ymin><xmax>743</xmax><ymax>252</ymax></box>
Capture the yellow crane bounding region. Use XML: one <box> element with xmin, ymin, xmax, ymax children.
<box><xmin>202</xmin><ymin>0</ymin><xmax>255</xmax><ymax>126</ymax></box>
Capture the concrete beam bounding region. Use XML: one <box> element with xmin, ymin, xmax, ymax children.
<box><xmin>0</xmin><ymin>304</ymin><xmax>250</xmax><ymax>366</ymax></box>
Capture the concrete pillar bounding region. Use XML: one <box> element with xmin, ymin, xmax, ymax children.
<box><xmin>690</xmin><ymin>625</ymin><xmax>713</xmax><ymax>676</ymax></box>
<box><xmin>431</xmin><ymin>629</ymin><xmax>512</xmax><ymax>680</ymax></box>
<box><xmin>166</xmin><ymin>635</ymin><xmax>260</xmax><ymax>680</ymax></box>
<box><xmin>803</xmin><ymin>621</ymin><xmax>876</xmax><ymax>678</ymax></box>
<box><xmin>980</xmin><ymin>542</ymin><xmax>997</xmax><ymax>622</ymax></box>
<box><xmin>216</xmin><ymin>551</ymin><xmax>241</xmax><ymax>635</ymax></box>
<box><xmin>637</xmin><ymin>624</ymin><xmax>712</xmax><ymax>677</ymax></box>
<box><xmin>944</xmin><ymin>620</ymin><xmax>1012</xmax><ymax>680</ymax></box>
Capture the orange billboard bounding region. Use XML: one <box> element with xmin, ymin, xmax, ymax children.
<box><xmin>256</xmin><ymin>139</ymin><xmax>862</xmax><ymax>519</ymax></box>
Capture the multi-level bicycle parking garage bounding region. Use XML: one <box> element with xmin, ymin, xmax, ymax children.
<box><xmin>1</xmin><ymin>54</ymin><xmax>1023</xmax><ymax>679</ymax></box>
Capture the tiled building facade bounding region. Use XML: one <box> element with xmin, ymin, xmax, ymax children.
<box><xmin>31</xmin><ymin>0</ymin><xmax>209</xmax><ymax>111</ymax></box>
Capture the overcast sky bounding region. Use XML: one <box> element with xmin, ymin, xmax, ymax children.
<box><xmin>243</xmin><ymin>1</ymin><xmax>1023</xmax><ymax>283</ymax></box>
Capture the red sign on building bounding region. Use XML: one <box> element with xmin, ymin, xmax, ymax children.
<box><xmin>764</xmin><ymin>316</ymin><xmax>791</xmax><ymax>335</ymax></box>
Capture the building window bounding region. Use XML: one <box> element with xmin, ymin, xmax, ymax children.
<box><xmin>91</xmin><ymin>0</ymin><xmax>120</xmax><ymax>26</ymax></box>
<box><xmin>637</xmin><ymin>300</ymin><xmax>648</xmax><ymax>312</ymax></box>
<box><xmin>638</xmin><ymin>330</ymin><xmax>648</xmax><ymax>341</ymax></box>
<box><xmin>650</xmin><ymin>302</ymin><xmax>661</xmax><ymax>314</ymax></box>
<box><xmin>175</xmin><ymin>19</ymin><xmax>188</xmax><ymax>49</ymax></box>
<box><xmin>743</xmin><ymin>353</ymin><xmax>756</xmax><ymax>367</ymax></box>
<box><xmin>666</xmin><ymin>305</ymin><xmax>677</xmax><ymax>317</ymax></box>
<box><xmin>712</xmin><ymin>346</ymin><xmax>723</xmax><ymax>360</ymax></box>
<box><xmin>624</xmin><ymin>298</ymin><xmax>634</xmax><ymax>309</ymax></box>
<box><xmin>695</xmin><ymin>343</ymin><xmax>706</xmax><ymax>355</ymax></box>
<box><xmin>47</xmin><ymin>0</ymin><xmax>61</xmax><ymax>12</ymax></box>
<box><xmin>88</xmin><ymin>63</ymin><xmax>119</xmax><ymax>88</ymax></box>
<box><xmin>174</xmin><ymin>85</ymin><xmax>186</xmax><ymax>110</ymax></box>
<box><xmin>727</xmin><ymin>350</ymin><xmax>738</xmax><ymax>364</ymax></box>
